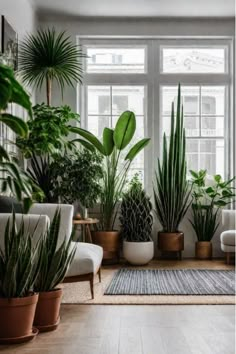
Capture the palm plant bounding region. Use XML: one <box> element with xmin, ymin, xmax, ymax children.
<box><xmin>153</xmin><ymin>84</ymin><xmax>191</xmax><ymax>232</ymax></box>
<box><xmin>18</xmin><ymin>28</ymin><xmax>86</xmax><ymax>105</ymax></box>
<box><xmin>71</xmin><ymin>111</ymin><xmax>151</xmax><ymax>230</ymax></box>
<box><xmin>0</xmin><ymin>64</ymin><xmax>43</xmax><ymax>211</ymax></box>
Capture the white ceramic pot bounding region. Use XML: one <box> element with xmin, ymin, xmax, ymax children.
<box><xmin>123</xmin><ymin>241</ymin><xmax>154</xmax><ymax>265</ymax></box>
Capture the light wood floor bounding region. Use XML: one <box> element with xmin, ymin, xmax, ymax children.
<box><xmin>0</xmin><ymin>304</ymin><xmax>235</xmax><ymax>354</ymax></box>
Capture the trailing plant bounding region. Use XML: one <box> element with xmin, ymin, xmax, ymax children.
<box><xmin>51</xmin><ymin>148</ymin><xmax>103</xmax><ymax>214</ymax></box>
<box><xmin>0</xmin><ymin>213</ymin><xmax>41</xmax><ymax>298</ymax></box>
<box><xmin>120</xmin><ymin>175</ymin><xmax>153</xmax><ymax>242</ymax></box>
<box><xmin>71</xmin><ymin>110</ymin><xmax>151</xmax><ymax>230</ymax></box>
<box><xmin>0</xmin><ymin>64</ymin><xmax>43</xmax><ymax>211</ymax></box>
<box><xmin>153</xmin><ymin>84</ymin><xmax>191</xmax><ymax>233</ymax></box>
<box><xmin>18</xmin><ymin>28</ymin><xmax>86</xmax><ymax>105</ymax></box>
<box><xmin>190</xmin><ymin>169</ymin><xmax>236</xmax><ymax>242</ymax></box>
<box><xmin>35</xmin><ymin>209</ymin><xmax>76</xmax><ymax>292</ymax></box>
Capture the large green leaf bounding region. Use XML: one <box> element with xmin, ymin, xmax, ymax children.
<box><xmin>0</xmin><ymin>114</ymin><xmax>28</xmax><ymax>137</ymax></box>
<box><xmin>70</xmin><ymin>127</ymin><xmax>105</xmax><ymax>155</ymax></box>
<box><xmin>114</xmin><ymin>111</ymin><xmax>136</xmax><ymax>150</ymax></box>
<box><xmin>125</xmin><ymin>138</ymin><xmax>150</xmax><ymax>161</ymax></box>
<box><xmin>70</xmin><ymin>138</ymin><xmax>95</xmax><ymax>152</ymax></box>
<box><xmin>103</xmin><ymin>128</ymin><xmax>114</xmax><ymax>156</ymax></box>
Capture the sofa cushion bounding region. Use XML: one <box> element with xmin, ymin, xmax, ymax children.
<box><xmin>66</xmin><ymin>242</ymin><xmax>103</xmax><ymax>277</ymax></box>
<box><xmin>220</xmin><ymin>230</ymin><xmax>236</xmax><ymax>246</ymax></box>
<box><xmin>0</xmin><ymin>196</ymin><xmax>23</xmax><ymax>213</ymax></box>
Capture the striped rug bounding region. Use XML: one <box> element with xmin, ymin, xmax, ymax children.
<box><xmin>105</xmin><ymin>269</ymin><xmax>235</xmax><ymax>295</ymax></box>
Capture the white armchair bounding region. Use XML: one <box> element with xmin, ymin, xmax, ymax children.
<box><xmin>220</xmin><ymin>210</ymin><xmax>236</xmax><ymax>264</ymax></box>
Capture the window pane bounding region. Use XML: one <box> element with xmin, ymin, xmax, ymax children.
<box><xmin>201</xmin><ymin>86</ymin><xmax>225</xmax><ymax>115</ymax></box>
<box><xmin>162</xmin><ymin>48</ymin><xmax>225</xmax><ymax>73</ymax></box>
<box><xmin>87</xmin><ymin>116</ymin><xmax>110</xmax><ymax>138</ymax></box>
<box><xmin>162</xmin><ymin>86</ymin><xmax>199</xmax><ymax>116</ymax></box>
<box><xmin>88</xmin><ymin>86</ymin><xmax>111</xmax><ymax>115</ymax></box>
<box><xmin>112</xmin><ymin>86</ymin><xmax>144</xmax><ymax>115</ymax></box>
<box><xmin>201</xmin><ymin>116</ymin><xmax>224</xmax><ymax>137</ymax></box>
<box><xmin>86</xmin><ymin>47</ymin><xmax>145</xmax><ymax>73</ymax></box>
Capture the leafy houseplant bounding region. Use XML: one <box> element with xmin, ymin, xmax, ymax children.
<box><xmin>120</xmin><ymin>175</ymin><xmax>154</xmax><ymax>265</ymax></box>
<box><xmin>0</xmin><ymin>213</ymin><xmax>40</xmax><ymax>343</ymax></box>
<box><xmin>18</xmin><ymin>28</ymin><xmax>86</xmax><ymax>106</ymax></box>
<box><xmin>72</xmin><ymin>110</ymin><xmax>151</xmax><ymax>263</ymax></box>
<box><xmin>190</xmin><ymin>169</ymin><xmax>235</xmax><ymax>259</ymax></box>
<box><xmin>0</xmin><ymin>64</ymin><xmax>43</xmax><ymax>211</ymax></box>
<box><xmin>51</xmin><ymin>149</ymin><xmax>103</xmax><ymax>218</ymax></box>
<box><xmin>33</xmin><ymin>209</ymin><xmax>76</xmax><ymax>332</ymax></box>
<box><xmin>153</xmin><ymin>84</ymin><xmax>191</xmax><ymax>259</ymax></box>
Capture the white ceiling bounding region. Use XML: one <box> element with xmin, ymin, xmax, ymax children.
<box><xmin>33</xmin><ymin>0</ymin><xmax>235</xmax><ymax>18</ymax></box>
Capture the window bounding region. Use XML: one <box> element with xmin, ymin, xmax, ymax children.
<box><xmin>79</xmin><ymin>38</ymin><xmax>233</xmax><ymax>188</ymax></box>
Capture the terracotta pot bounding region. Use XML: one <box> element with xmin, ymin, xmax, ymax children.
<box><xmin>0</xmin><ymin>293</ymin><xmax>38</xmax><ymax>342</ymax></box>
<box><xmin>195</xmin><ymin>241</ymin><xmax>212</xmax><ymax>260</ymax></box>
<box><xmin>34</xmin><ymin>288</ymin><xmax>62</xmax><ymax>332</ymax></box>
<box><xmin>91</xmin><ymin>231</ymin><xmax>120</xmax><ymax>264</ymax></box>
<box><xmin>158</xmin><ymin>232</ymin><xmax>184</xmax><ymax>259</ymax></box>
<box><xmin>123</xmin><ymin>241</ymin><xmax>154</xmax><ymax>265</ymax></box>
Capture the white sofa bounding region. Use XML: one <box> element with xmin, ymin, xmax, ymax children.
<box><xmin>0</xmin><ymin>203</ymin><xmax>103</xmax><ymax>299</ymax></box>
<box><xmin>220</xmin><ymin>210</ymin><xmax>236</xmax><ymax>264</ymax></box>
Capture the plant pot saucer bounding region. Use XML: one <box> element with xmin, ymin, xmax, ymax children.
<box><xmin>0</xmin><ymin>327</ymin><xmax>38</xmax><ymax>345</ymax></box>
<box><xmin>35</xmin><ymin>317</ymin><xmax>60</xmax><ymax>333</ymax></box>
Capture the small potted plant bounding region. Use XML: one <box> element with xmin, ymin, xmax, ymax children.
<box><xmin>33</xmin><ymin>209</ymin><xmax>76</xmax><ymax>332</ymax></box>
<box><xmin>190</xmin><ymin>170</ymin><xmax>235</xmax><ymax>259</ymax></box>
<box><xmin>0</xmin><ymin>214</ymin><xmax>40</xmax><ymax>344</ymax></box>
<box><xmin>153</xmin><ymin>84</ymin><xmax>191</xmax><ymax>259</ymax></box>
<box><xmin>72</xmin><ymin>111</ymin><xmax>151</xmax><ymax>263</ymax></box>
<box><xmin>120</xmin><ymin>175</ymin><xmax>154</xmax><ymax>265</ymax></box>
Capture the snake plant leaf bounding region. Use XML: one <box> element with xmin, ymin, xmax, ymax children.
<box><xmin>0</xmin><ymin>114</ymin><xmax>28</xmax><ymax>138</ymax></box>
<box><xmin>125</xmin><ymin>138</ymin><xmax>150</xmax><ymax>161</ymax></box>
<box><xmin>114</xmin><ymin>111</ymin><xmax>136</xmax><ymax>150</ymax></box>
<box><xmin>103</xmin><ymin>128</ymin><xmax>114</xmax><ymax>156</ymax></box>
<box><xmin>69</xmin><ymin>127</ymin><xmax>105</xmax><ymax>155</ymax></box>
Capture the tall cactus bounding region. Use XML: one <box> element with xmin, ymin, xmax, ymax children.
<box><xmin>153</xmin><ymin>84</ymin><xmax>191</xmax><ymax>232</ymax></box>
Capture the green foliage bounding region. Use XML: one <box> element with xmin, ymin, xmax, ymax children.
<box><xmin>51</xmin><ymin>149</ymin><xmax>103</xmax><ymax>209</ymax></box>
<box><xmin>72</xmin><ymin>110</ymin><xmax>151</xmax><ymax>230</ymax></box>
<box><xmin>120</xmin><ymin>175</ymin><xmax>153</xmax><ymax>242</ymax></box>
<box><xmin>18</xmin><ymin>28</ymin><xmax>86</xmax><ymax>105</ymax></box>
<box><xmin>190</xmin><ymin>170</ymin><xmax>236</xmax><ymax>241</ymax></box>
<box><xmin>0</xmin><ymin>213</ymin><xmax>41</xmax><ymax>298</ymax></box>
<box><xmin>35</xmin><ymin>209</ymin><xmax>76</xmax><ymax>292</ymax></box>
<box><xmin>0</xmin><ymin>64</ymin><xmax>43</xmax><ymax>211</ymax></box>
<box><xmin>153</xmin><ymin>84</ymin><xmax>191</xmax><ymax>233</ymax></box>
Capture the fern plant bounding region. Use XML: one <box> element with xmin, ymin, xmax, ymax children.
<box><xmin>35</xmin><ymin>209</ymin><xmax>76</xmax><ymax>292</ymax></box>
<box><xmin>120</xmin><ymin>176</ymin><xmax>153</xmax><ymax>242</ymax></box>
<box><xmin>0</xmin><ymin>213</ymin><xmax>41</xmax><ymax>298</ymax></box>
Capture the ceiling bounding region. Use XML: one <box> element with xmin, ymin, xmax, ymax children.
<box><xmin>33</xmin><ymin>0</ymin><xmax>235</xmax><ymax>18</ymax></box>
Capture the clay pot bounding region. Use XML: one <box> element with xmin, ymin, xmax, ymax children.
<box><xmin>34</xmin><ymin>288</ymin><xmax>62</xmax><ymax>332</ymax></box>
<box><xmin>158</xmin><ymin>232</ymin><xmax>184</xmax><ymax>259</ymax></box>
<box><xmin>91</xmin><ymin>231</ymin><xmax>120</xmax><ymax>264</ymax></box>
<box><xmin>0</xmin><ymin>293</ymin><xmax>38</xmax><ymax>343</ymax></box>
<box><xmin>195</xmin><ymin>241</ymin><xmax>212</xmax><ymax>260</ymax></box>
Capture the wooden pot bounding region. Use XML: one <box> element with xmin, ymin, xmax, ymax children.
<box><xmin>195</xmin><ymin>242</ymin><xmax>212</xmax><ymax>260</ymax></box>
<box><xmin>34</xmin><ymin>288</ymin><xmax>62</xmax><ymax>332</ymax></box>
<box><xmin>158</xmin><ymin>232</ymin><xmax>184</xmax><ymax>259</ymax></box>
<box><xmin>0</xmin><ymin>293</ymin><xmax>38</xmax><ymax>344</ymax></box>
<box><xmin>91</xmin><ymin>231</ymin><xmax>120</xmax><ymax>264</ymax></box>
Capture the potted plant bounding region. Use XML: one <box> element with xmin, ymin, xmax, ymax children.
<box><xmin>190</xmin><ymin>169</ymin><xmax>235</xmax><ymax>259</ymax></box>
<box><xmin>153</xmin><ymin>84</ymin><xmax>191</xmax><ymax>259</ymax></box>
<box><xmin>33</xmin><ymin>209</ymin><xmax>76</xmax><ymax>332</ymax></box>
<box><xmin>120</xmin><ymin>175</ymin><xmax>154</xmax><ymax>265</ymax></box>
<box><xmin>72</xmin><ymin>111</ymin><xmax>151</xmax><ymax>263</ymax></box>
<box><xmin>0</xmin><ymin>214</ymin><xmax>40</xmax><ymax>344</ymax></box>
<box><xmin>51</xmin><ymin>148</ymin><xmax>103</xmax><ymax>219</ymax></box>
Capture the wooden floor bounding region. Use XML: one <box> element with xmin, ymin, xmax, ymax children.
<box><xmin>1</xmin><ymin>304</ymin><xmax>235</xmax><ymax>354</ymax></box>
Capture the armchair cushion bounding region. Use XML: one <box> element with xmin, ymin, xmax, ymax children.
<box><xmin>220</xmin><ymin>230</ymin><xmax>236</xmax><ymax>246</ymax></box>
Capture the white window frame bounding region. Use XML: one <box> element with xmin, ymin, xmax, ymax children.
<box><xmin>78</xmin><ymin>36</ymin><xmax>234</xmax><ymax>193</ymax></box>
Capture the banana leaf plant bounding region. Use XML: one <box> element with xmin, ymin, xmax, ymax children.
<box><xmin>153</xmin><ymin>84</ymin><xmax>191</xmax><ymax>232</ymax></box>
<box><xmin>0</xmin><ymin>64</ymin><xmax>43</xmax><ymax>211</ymax></box>
<box><xmin>71</xmin><ymin>111</ymin><xmax>151</xmax><ymax>231</ymax></box>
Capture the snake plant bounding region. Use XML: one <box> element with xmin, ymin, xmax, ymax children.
<box><xmin>120</xmin><ymin>175</ymin><xmax>153</xmax><ymax>242</ymax></box>
<box><xmin>0</xmin><ymin>213</ymin><xmax>41</xmax><ymax>298</ymax></box>
<box><xmin>34</xmin><ymin>209</ymin><xmax>76</xmax><ymax>292</ymax></box>
<box><xmin>153</xmin><ymin>84</ymin><xmax>191</xmax><ymax>232</ymax></box>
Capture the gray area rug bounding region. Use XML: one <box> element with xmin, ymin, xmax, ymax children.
<box><xmin>105</xmin><ymin>269</ymin><xmax>235</xmax><ymax>295</ymax></box>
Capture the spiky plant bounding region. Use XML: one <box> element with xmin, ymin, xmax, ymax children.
<box><xmin>35</xmin><ymin>209</ymin><xmax>76</xmax><ymax>292</ymax></box>
<box><xmin>0</xmin><ymin>213</ymin><xmax>41</xmax><ymax>298</ymax></box>
<box><xmin>153</xmin><ymin>84</ymin><xmax>191</xmax><ymax>233</ymax></box>
<box><xmin>120</xmin><ymin>176</ymin><xmax>153</xmax><ymax>242</ymax></box>
<box><xmin>18</xmin><ymin>28</ymin><xmax>86</xmax><ymax>105</ymax></box>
